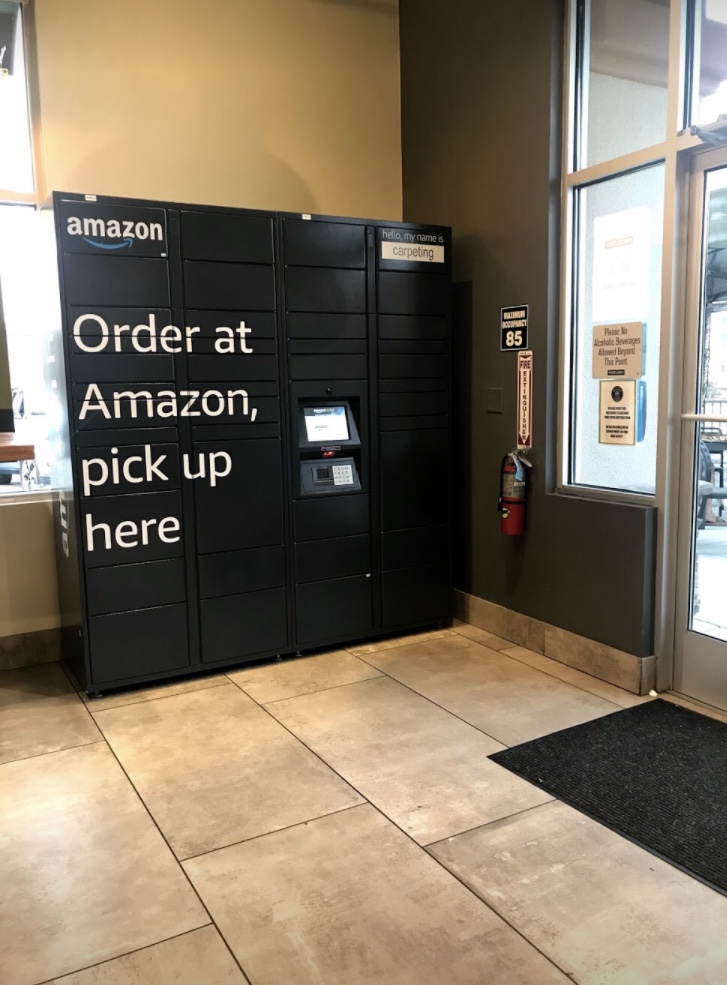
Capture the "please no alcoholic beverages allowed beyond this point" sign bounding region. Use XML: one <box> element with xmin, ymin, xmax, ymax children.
<box><xmin>592</xmin><ymin>321</ymin><xmax>644</xmax><ymax>379</ymax></box>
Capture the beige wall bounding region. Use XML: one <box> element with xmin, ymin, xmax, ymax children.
<box><xmin>1</xmin><ymin>0</ymin><xmax>402</xmax><ymax>641</ymax></box>
<box><xmin>34</xmin><ymin>0</ymin><xmax>402</xmax><ymax>218</ymax></box>
<box><xmin>0</xmin><ymin>499</ymin><xmax>59</xmax><ymax>636</ymax></box>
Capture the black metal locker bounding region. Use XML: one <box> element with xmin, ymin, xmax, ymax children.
<box><xmin>48</xmin><ymin>192</ymin><xmax>451</xmax><ymax>693</ymax></box>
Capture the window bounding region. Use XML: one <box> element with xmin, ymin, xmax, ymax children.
<box><xmin>577</xmin><ymin>0</ymin><xmax>670</xmax><ymax>169</ymax></box>
<box><xmin>693</xmin><ymin>0</ymin><xmax>727</xmax><ymax>124</ymax></box>
<box><xmin>562</xmin><ymin>0</ymin><xmax>675</xmax><ymax>497</ymax></box>
<box><xmin>0</xmin><ymin>2</ymin><xmax>50</xmax><ymax>494</ymax></box>
<box><xmin>0</xmin><ymin>1</ymin><xmax>34</xmax><ymax>193</ymax></box>
<box><xmin>570</xmin><ymin>166</ymin><xmax>665</xmax><ymax>492</ymax></box>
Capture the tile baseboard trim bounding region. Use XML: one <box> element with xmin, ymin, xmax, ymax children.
<box><xmin>454</xmin><ymin>590</ymin><xmax>656</xmax><ymax>696</ymax></box>
<box><xmin>0</xmin><ymin>628</ymin><xmax>62</xmax><ymax>671</ymax></box>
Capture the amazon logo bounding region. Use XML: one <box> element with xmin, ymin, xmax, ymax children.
<box><xmin>66</xmin><ymin>215</ymin><xmax>164</xmax><ymax>250</ymax></box>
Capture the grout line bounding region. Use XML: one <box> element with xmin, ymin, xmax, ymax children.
<box><xmin>342</xmin><ymin>630</ymin><xmax>456</xmax><ymax>659</ymax></box>
<box><xmin>238</xmin><ymin>686</ymin><xmax>574</xmax><ymax>984</ymax></box>
<box><xmin>422</xmin><ymin>800</ymin><xmax>559</xmax><ymax>849</ymax></box>
<box><xmin>94</xmin><ymin>738</ymin><xmax>257</xmax><ymax>982</ymax></box>
<box><xmin>0</xmin><ymin>738</ymin><xmax>106</xmax><ymax>770</ymax></box>
<box><xmin>180</xmin><ymin>802</ymin><xmax>366</xmax><ymax>862</ymax></box>
<box><xmin>85</xmin><ymin>679</ymin><xmax>234</xmax><ymax>717</ymax></box>
<box><xmin>454</xmin><ymin>625</ymin><xmax>643</xmax><ymax>708</ymax></box>
<box><xmin>251</xmin><ymin>672</ymin><xmax>385</xmax><ymax>706</ymax></box>
<box><xmin>55</xmin><ymin>664</ymin><xmax>256</xmax><ymax>985</ymax></box>
<box><xmin>347</xmin><ymin>653</ymin><xmax>514</xmax><ymax>747</ymax></box>
<box><xmin>363</xmin><ymin>802</ymin><xmax>575</xmax><ymax>983</ymax></box>
<box><xmin>34</xmin><ymin>923</ymin><xmax>215</xmax><ymax>985</ymax></box>
<box><xmin>497</xmin><ymin>645</ymin><xmax>632</xmax><ymax>709</ymax></box>
<box><xmin>62</xmin><ymin>650</ymin><xmax>570</xmax><ymax>983</ymax></box>
<box><xmin>450</xmin><ymin>629</ymin><xmax>630</xmax><ymax>710</ymax></box>
<box><xmin>58</xmin><ymin>661</ymin><xmax>231</xmax><ymax>714</ymax></box>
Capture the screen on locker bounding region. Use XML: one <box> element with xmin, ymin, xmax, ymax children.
<box><xmin>304</xmin><ymin>405</ymin><xmax>349</xmax><ymax>443</ymax></box>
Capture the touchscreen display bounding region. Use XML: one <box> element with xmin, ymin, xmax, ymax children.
<box><xmin>304</xmin><ymin>406</ymin><xmax>349</xmax><ymax>442</ymax></box>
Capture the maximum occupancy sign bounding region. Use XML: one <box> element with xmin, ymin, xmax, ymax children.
<box><xmin>500</xmin><ymin>304</ymin><xmax>529</xmax><ymax>352</ymax></box>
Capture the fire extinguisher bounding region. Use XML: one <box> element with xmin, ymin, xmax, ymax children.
<box><xmin>499</xmin><ymin>450</ymin><xmax>531</xmax><ymax>536</ymax></box>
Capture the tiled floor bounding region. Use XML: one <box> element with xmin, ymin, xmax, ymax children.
<box><xmin>2</xmin><ymin>625</ymin><xmax>725</xmax><ymax>984</ymax></box>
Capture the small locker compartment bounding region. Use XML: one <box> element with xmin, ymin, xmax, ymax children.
<box><xmin>200</xmin><ymin>589</ymin><xmax>287</xmax><ymax>663</ymax></box>
<box><xmin>193</xmin><ymin>437</ymin><xmax>285</xmax><ymax>553</ymax></box>
<box><xmin>295</xmin><ymin>535</ymin><xmax>370</xmax><ymax>583</ymax></box>
<box><xmin>75</xmin><ymin>442</ymin><xmax>180</xmax><ymax>497</ymax></box>
<box><xmin>86</xmin><ymin>558</ymin><xmax>187</xmax><ymax>617</ymax></box>
<box><xmin>63</xmin><ymin>254</ymin><xmax>171</xmax><ymax>308</ymax></box>
<box><xmin>382</xmin><ymin>526</ymin><xmax>449</xmax><ymax>570</ymax></box>
<box><xmin>198</xmin><ymin>545</ymin><xmax>286</xmax><ymax>599</ymax></box>
<box><xmin>188</xmin><ymin>337</ymin><xmax>278</xmax><ymax>383</ymax></box>
<box><xmin>81</xmin><ymin>490</ymin><xmax>185</xmax><ymax>568</ymax></box>
<box><xmin>181</xmin><ymin>210</ymin><xmax>274</xmax><ymax>264</ymax></box>
<box><xmin>296</xmin><ymin>575</ymin><xmax>372</xmax><ymax>645</ymax></box>
<box><xmin>284</xmin><ymin>267</ymin><xmax>366</xmax><ymax>314</ymax></box>
<box><xmin>287</xmin><ymin>313</ymin><xmax>367</xmax><ymax>340</ymax></box>
<box><xmin>294</xmin><ymin>494</ymin><xmax>370</xmax><ymax>542</ymax></box>
<box><xmin>378</xmin><ymin>314</ymin><xmax>448</xmax><ymax>341</ymax></box>
<box><xmin>89</xmin><ymin>603</ymin><xmax>189</xmax><ymax>685</ymax></box>
<box><xmin>382</xmin><ymin>563</ymin><xmax>450</xmax><ymax>630</ymax></box>
<box><xmin>183</xmin><ymin>261</ymin><xmax>275</xmax><ymax>311</ymax></box>
<box><xmin>283</xmin><ymin>219</ymin><xmax>366</xmax><ymax>269</ymax></box>
<box><xmin>72</xmin><ymin>382</ymin><xmax>184</xmax><ymax>431</ymax></box>
<box><xmin>380</xmin><ymin>429</ymin><xmax>448</xmax><ymax>531</ymax></box>
<box><xmin>58</xmin><ymin>200</ymin><xmax>168</xmax><ymax>258</ymax></box>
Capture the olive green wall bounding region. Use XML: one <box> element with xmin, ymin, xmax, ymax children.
<box><xmin>400</xmin><ymin>0</ymin><xmax>657</xmax><ymax>656</ymax></box>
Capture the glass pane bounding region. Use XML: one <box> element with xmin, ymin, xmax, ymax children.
<box><xmin>689</xmin><ymin>166</ymin><xmax>727</xmax><ymax>639</ymax></box>
<box><xmin>0</xmin><ymin>7</ymin><xmax>34</xmax><ymax>193</ymax></box>
<box><xmin>581</xmin><ymin>0</ymin><xmax>670</xmax><ymax>168</ymax></box>
<box><xmin>570</xmin><ymin>164</ymin><xmax>665</xmax><ymax>493</ymax></box>
<box><xmin>694</xmin><ymin>0</ymin><xmax>727</xmax><ymax>124</ymax></box>
<box><xmin>0</xmin><ymin>204</ymin><xmax>60</xmax><ymax>494</ymax></box>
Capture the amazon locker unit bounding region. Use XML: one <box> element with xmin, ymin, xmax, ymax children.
<box><xmin>47</xmin><ymin>192</ymin><xmax>452</xmax><ymax>693</ymax></box>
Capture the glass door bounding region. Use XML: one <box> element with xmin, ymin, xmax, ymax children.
<box><xmin>675</xmin><ymin>149</ymin><xmax>727</xmax><ymax>709</ymax></box>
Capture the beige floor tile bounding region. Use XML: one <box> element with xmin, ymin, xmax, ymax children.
<box><xmin>453</xmin><ymin>623</ymin><xmax>513</xmax><ymax>650</ymax></box>
<box><xmin>0</xmin><ymin>743</ymin><xmax>207</xmax><ymax>985</ymax></box>
<box><xmin>70</xmin><ymin>666</ymin><xmax>229</xmax><ymax>712</ymax></box>
<box><xmin>432</xmin><ymin>801</ymin><xmax>727</xmax><ymax>985</ymax></box>
<box><xmin>502</xmin><ymin>645</ymin><xmax>651</xmax><ymax>708</ymax></box>
<box><xmin>267</xmin><ymin>676</ymin><xmax>551</xmax><ymax>844</ymax></box>
<box><xmin>94</xmin><ymin>684</ymin><xmax>363</xmax><ymax>860</ymax></box>
<box><xmin>359</xmin><ymin>633</ymin><xmax>618</xmax><ymax>745</ymax></box>
<box><xmin>227</xmin><ymin>649</ymin><xmax>381</xmax><ymax>703</ymax></box>
<box><xmin>0</xmin><ymin>663</ymin><xmax>101</xmax><ymax>765</ymax></box>
<box><xmin>50</xmin><ymin>925</ymin><xmax>247</xmax><ymax>984</ymax></box>
<box><xmin>185</xmin><ymin>804</ymin><xmax>569</xmax><ymax>985</ymax></box>
<box><xmin>346</xmin><ymin>627</ymin><xmax>455</xmax><ymax>656</ymax></box>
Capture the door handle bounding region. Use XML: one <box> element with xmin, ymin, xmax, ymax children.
<box><xmin>681</xmin><ymin>414</ymin><xmax>727</xmax><ymax>423</ymax></box>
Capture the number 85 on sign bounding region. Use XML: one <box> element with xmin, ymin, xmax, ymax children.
<box><xmin>500</xmin><ymin>305</ymin><xmax>529</xmax><ymax>352</ymax></box>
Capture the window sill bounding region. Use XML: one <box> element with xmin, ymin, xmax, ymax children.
<box><xmin>0</xmin><ymin>489</ymin><xmax>56</xmax><ymax>507</ymax></box>
<box><xmin>556</xmin><ymin>484</ymin><xmax>656</xmax><ymax>508</ymax></box>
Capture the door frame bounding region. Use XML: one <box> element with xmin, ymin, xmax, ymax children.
<box><xmin>669</xmin><ymin>144</ymin><xmax>727</xmax><ymax>703</ymax></box>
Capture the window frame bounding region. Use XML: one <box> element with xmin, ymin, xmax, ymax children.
<box><xmin>0</xmin><ymin>0</ymin><xmax>45</xmax><ymax>206</ymax></box>
<box><xmin>558</xmin><ymin>0</ymin><xmax>701</xmax><ymax>504</ymax></box>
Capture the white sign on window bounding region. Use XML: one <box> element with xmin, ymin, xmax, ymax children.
<box><xmin>592</xmin><ymin>207</ymin><xmax>652</xmax><ymax>324</ymax></box>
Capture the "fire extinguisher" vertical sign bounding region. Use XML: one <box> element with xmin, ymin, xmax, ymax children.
<box><xmin>517</xmin><ymin>350</ymin><xmax>533</xmax><ymax>451</ymax></box>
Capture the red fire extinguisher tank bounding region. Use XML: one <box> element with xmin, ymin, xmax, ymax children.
<box><xmin>499</xmin><ymin>452</ymin><xmax>529</xmax><ymax>536</ymax></box>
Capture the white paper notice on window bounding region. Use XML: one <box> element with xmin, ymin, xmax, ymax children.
<box><xmin>592</xmin><ymin>207</ymin><xmax>652</xmax><ymax>324</ymax></box>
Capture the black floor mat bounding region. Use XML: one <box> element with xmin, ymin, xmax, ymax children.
<box><xmin>490</xmin><ymin>699</ymin><xmax>727</xmax><ymax>895</ymax></box>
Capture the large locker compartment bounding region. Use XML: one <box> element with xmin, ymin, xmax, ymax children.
<box><xmin>376</xmin><ymin>227</ymin><xmax>452</xmax><ymax>630</ymax></box>
<box><xmin>282</xmin><ymin>216</ymin><xmax>373</xmax><ymax>647</ymax></box>
<box><xmin>181</xmin><ymin>209</ymin><xmax>288</xmax><ymax>666</ymax></box>
<box><xmin>49</xmin><ymin>192</ymin><xmax>451</xmax><ymax>694</ymax></box>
